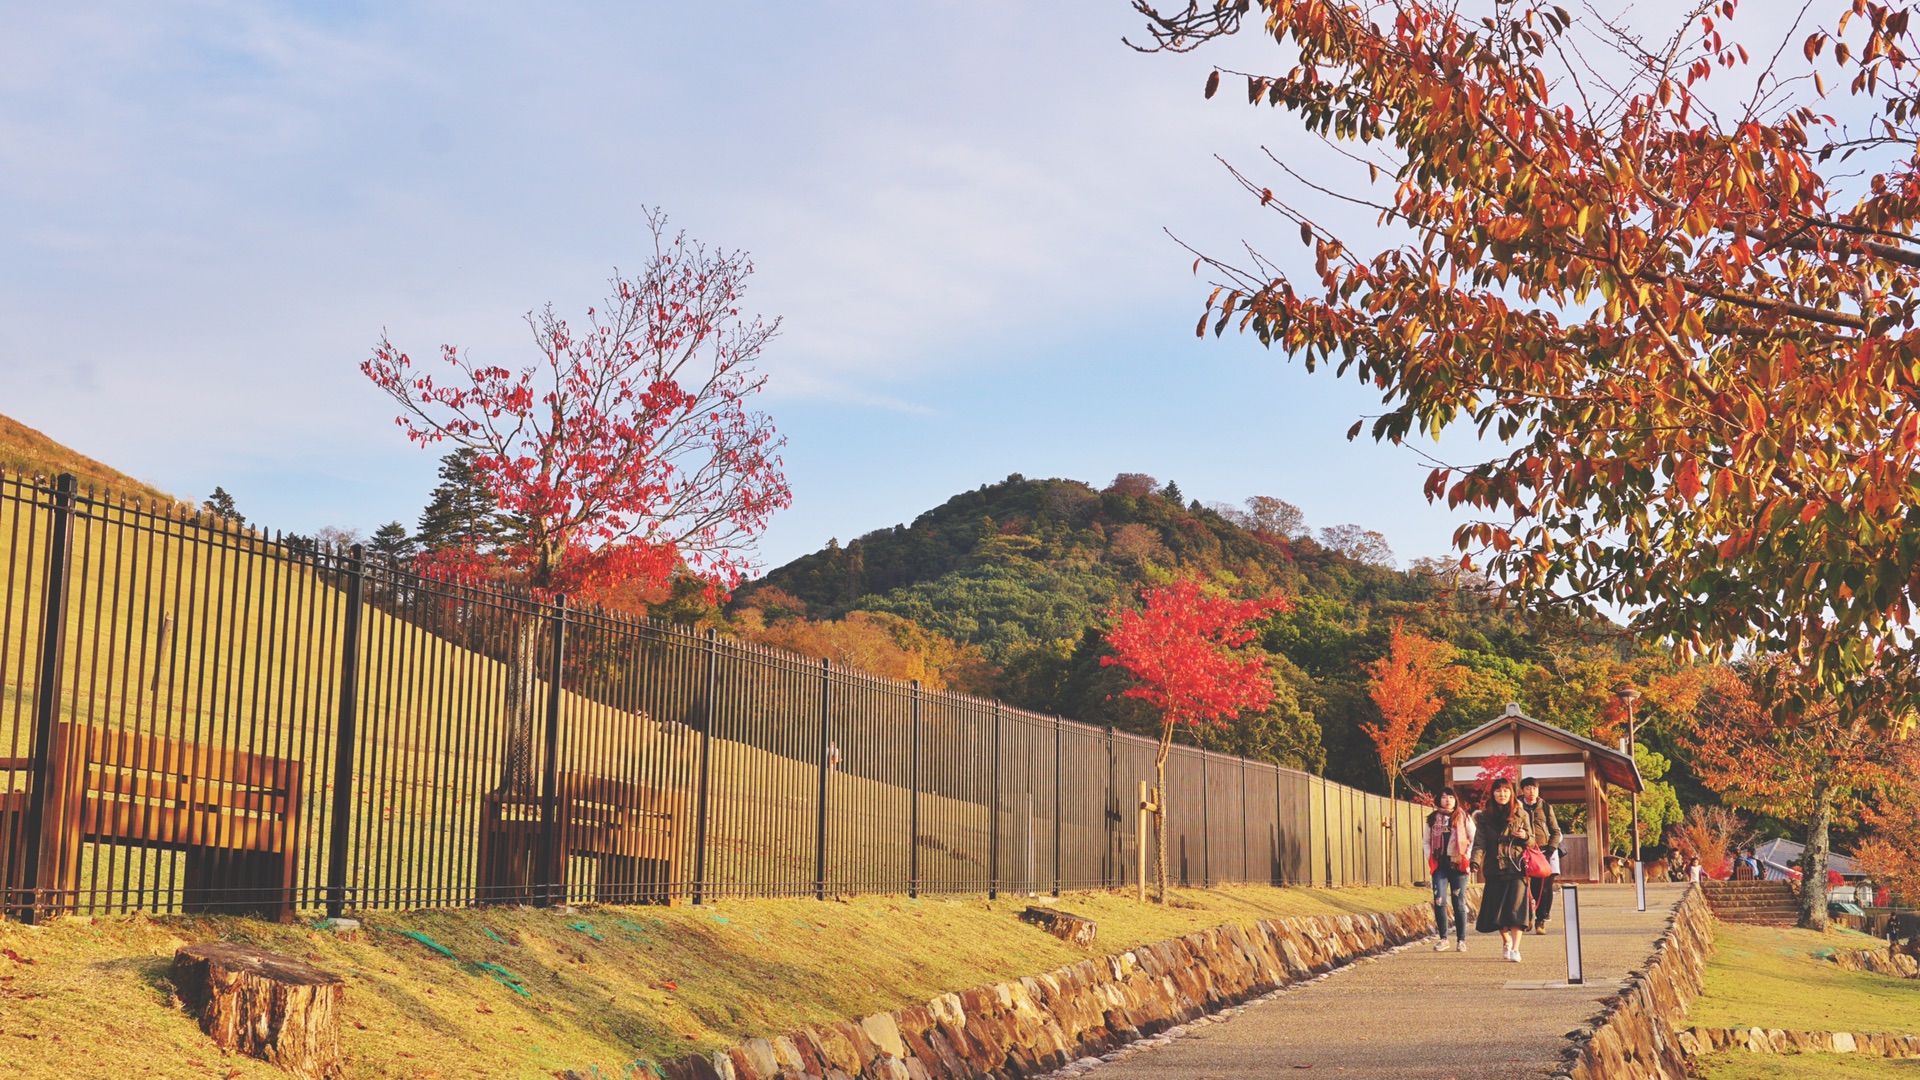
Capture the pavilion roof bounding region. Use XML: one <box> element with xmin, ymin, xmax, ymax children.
<box><xmin>1402</xmin><ymin>703</ymin><xmax>1644</xmax><ymax>793</ymax></box>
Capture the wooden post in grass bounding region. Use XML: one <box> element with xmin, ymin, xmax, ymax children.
<box><xmin>1137</xmin><ymin>780</ymin><xmax>1157</xmax><ymax>903</ymax></box>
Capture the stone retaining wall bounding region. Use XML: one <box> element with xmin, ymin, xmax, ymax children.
<box><xmin>1830</xmin><ymin>947</ymin><xmax>1920</xmax><ymax>978</ymax></box>
<box><xmin>658</xmin><ymin>900</ymin><xmax>1448</xmax><ymax>1080</ymax></box>
<box><xmin>1562</xmin><ymin>884</ymin><xmax>1713</xmax><ymax>1080</ymax></box>
<box><xmin>1679</xmin><ymin>1026</ymin><xmax>1920</xmax><ymax>1058</ymax></box>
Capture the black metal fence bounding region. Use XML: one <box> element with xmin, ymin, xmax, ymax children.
<box><xmin>0</xmin><ymin>471</ymin><xmax>1430</xmax><ymax>920</ymax></box>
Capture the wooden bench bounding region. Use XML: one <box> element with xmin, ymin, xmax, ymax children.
<box><xmin>8</xmin><ymin>723</ymin><xmax>302</xmax><ymax>920</ymax></box>
<box><xmin>477</xmin><ymin>772</ymin><xmax>684</xmax><ymax>905</ymax></box>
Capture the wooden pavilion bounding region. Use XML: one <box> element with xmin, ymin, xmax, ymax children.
<box><xmin>1401</xmin><ymin>703</ymin><xmax>1643</xmax><ymax>882</ymax></box>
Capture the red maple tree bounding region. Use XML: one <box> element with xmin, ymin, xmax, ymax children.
<box><xmin>1362</xmin><ymin>619</ymin><xmax>1454</xmax><ymax>803</ymax></box>
<box><xmin>1127</xmin><ymin>0</ymin><xmax>1920</xmax><ymax>724</ymax></box>
<box><xmin>1362</xmin><ymin>620</ymin><xmax>1455</xmax><ymax>881</ymax></box>
<box><xmin>362</xmin><ymin>209</ymin><xmax>791</xmax><ymax>598</ymax></box>
<box><xmin>1680</xmin><ymin>662</ymin><xmax>1919</xmax><ymax>928</ymax></box>
<box><xmin>362</xmin><ymin>209</ymin><xmax>791</xmax><ymax>794</ymax></box>
<box><xmin>1103</xmin><ymin>576</ymin><xmax>1289</xmax><ymax>901</ymax></box>
<box><xmin>1473</xmin><ymin>752</ymin><xmax>1518</xmax><ymax>808</ymax></box>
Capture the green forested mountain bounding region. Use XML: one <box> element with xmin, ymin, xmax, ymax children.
<box><xmin>737</xmin><ymin>473</ymin><xmax>1657</xmax><ymax>793</ymax></box>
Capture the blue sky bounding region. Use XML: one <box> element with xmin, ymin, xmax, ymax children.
<box><xmin>2</xmin><ymin>2</ymin><xmax>1487</xmax><ymax>572</ymax></box>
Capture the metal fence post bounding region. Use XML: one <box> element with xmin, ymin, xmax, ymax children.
<box><xmin>989</xmin><ymin>701</ymin><xmax>1002</xmax><ymax>900</ymax></box>
<box><xmin>1052</xmin><ymin>714</ymin><xmax>1062</xmax><ymax>897</ymax></box>
<box><xmin>19</xmin><ymin>474</ymin><xmax>76</xmax><ymax>923</ymax></box>
<box><xmin>1240</xmin><ymin>759</ymin><xmax>1248</xmax><ymax>887</ymax></box>
<box><xmin>909</xmin><ymin>680</ymin><xmax>921</xmax><ymax>899</ymax></box>
<box><xmin>1273</xmin><ymin>763</ymin><xmax>1284</xmax><ymax>885</ymax></box>
<box><xmin>1201</xmin><ymin>749</ymin><xmax>1211</xmax><ymax>888</ymax></box>
<box><xmin>814</xmin><ymin>658</ymin><xmax>831</xmax><ymax>900</ymax></box>
<box><xmin>536</xmin><ymin>595</ymin><xmax>568</xmax><ymax>908</ymax></box>
<box><xmin>324</xmin><ymin>544</ymin><xmax>366</xmax><ymax>919</ymax></box>
<box><xmin>692</xmin><ymin>628</ymin><xmax>718</xmax><ymax>905</ymax></box>
<box><xmin>1105</xmin><ymin>726</ymin><xmax>1116</xmax><ymax>888</ymax></box>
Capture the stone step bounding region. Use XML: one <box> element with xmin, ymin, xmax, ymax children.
<box><xmin>1702</xmin><ymin>885</ymin><xmax>1797</xmax><ymax>898</ymax></box>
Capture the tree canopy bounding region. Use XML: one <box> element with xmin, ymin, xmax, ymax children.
<box><xmin>1134</xmin><ymin>0</ymin><xmax>1920</xmax><ymax>718</ymax></box>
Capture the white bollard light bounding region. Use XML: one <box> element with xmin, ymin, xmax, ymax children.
<box><xmin>1634</xmin><ymin>859</ymin><xmax>1647</xmax><ymax>912</ymax></box>
<box><xmin>1562</xmin><ymin>884</ymin><xmax>1584</xmax><ymax>985</ymax></box>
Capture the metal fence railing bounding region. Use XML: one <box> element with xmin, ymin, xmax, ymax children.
<box><xmin>0</xmin><ymin>470</ymin><xmax>1432</xmax><ymax>920</ymax></box>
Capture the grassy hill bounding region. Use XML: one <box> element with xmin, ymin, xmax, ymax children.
<box><xmin>737</xmin><ymin>473</ymin><xmax>1655</xmax><ymax>791</ymax></box>
<box><xmin>0</xmin><ymin>411</ymin><xmax>175</xmax><ymax>503</ymax></box>
<box><xmin>0</xmin><ymin>883</ymin><xmax>1426</xmax><ymax>1079</ymax></box>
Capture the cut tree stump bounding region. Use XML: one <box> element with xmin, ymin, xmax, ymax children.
<box><xmin>172</xmin><ymin>942</ymin><xmax>345</xmax><ymax>1079</ymax></box>
<box><xmin>1019</xmin><ymin>906</ymin><xmax>1097</xmax><ymax>947</ymax></box>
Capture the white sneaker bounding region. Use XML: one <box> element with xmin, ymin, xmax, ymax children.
<box><xmin>1435</xmin><ymin>939</ymin><xmax>1451</xmax><ymax>952</ymax></box>
<box><xmin>1455</xmin><ymin>940</ymin><xmax>1466</xmax><ymax>953</ymax></box>
<box><xmin>1511</xmin><ymin>949</ymin><xmax>1524</xmax><ymax>963</ymax></box>
<box><xmin>1501</xmin><ymin>945</ymin><xmax>1514</xmax><ymax>961</ymax></box>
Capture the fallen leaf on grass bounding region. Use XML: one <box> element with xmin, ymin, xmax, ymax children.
<box><xmin>2</xmin><ymin>949</ymin><xmax>33</xmax><ymax>964</ymax></box>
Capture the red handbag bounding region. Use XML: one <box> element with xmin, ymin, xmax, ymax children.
<box><xmin>1524</xmin><ymin>846</ymin><xmax>1554</xmax><ymax>878</ymax></box>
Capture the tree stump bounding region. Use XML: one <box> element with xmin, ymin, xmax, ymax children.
<box><xmin>172</xmin><ymin>942</ymin><xmax>345</xmax><ymax>1079</ymax></box>
<box><xmin>1019</xmin><ymin>906</ymin><xmax>1097</xmax><ymax>947</ymax></box>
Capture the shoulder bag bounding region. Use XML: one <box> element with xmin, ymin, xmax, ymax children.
<box><xmin>1524</xmin><ymin>845</ymin><xmax>1554</xmax><ymax>878</ymax></box>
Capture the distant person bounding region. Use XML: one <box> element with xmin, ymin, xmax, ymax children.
<box><xmin>1474</xmin><ymin>777</ymin><xmax>1534</xmax><ymax>962</ymax></box>
<box><xmin>1427</xmin><ymin>787</ymin><xmax>1476</xmax><ymax>952</ymax></box>
<box><xmin>1667</xmin><ymin>850</ymin><xmax>1689</xmax><ymax>883</ymax></box>
<box><xmin>1688</xmin><ymin>856</ymin><xmax>1704</xmax><ymax>884</ymax></box>
<box><xmin>1519</xmin><ymin>777</ymin><xmax>1562</xmax><ymax>934</ymax></box>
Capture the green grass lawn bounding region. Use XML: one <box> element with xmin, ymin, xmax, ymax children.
<box><xmin>1690</xmin><ymin>919</ymin><xmax>1920</xmax><ymax>1036</ymax></box>
<box><xmin>0</xmin><ymin>882</ymin><xmax>1427</xmax><ymax>1080</ymax></box>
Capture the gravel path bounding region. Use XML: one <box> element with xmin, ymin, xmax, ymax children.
<box><xmin>1063</xmin><ymin>882</ymin><xmax>1687</xmax><ymax>1080</ymax></box>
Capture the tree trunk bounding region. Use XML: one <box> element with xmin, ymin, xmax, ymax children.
<box><xmin>172</xmin><ymin>942</ymin><xmax>344</xmax><ymax>1080</ymax></box>
<box><xmin>497</xmin><ymin>616</ymin><xmax>542</xmax><ymax>795</ymax></box>
<box><xmin>1154</xmin><ymin>723</ymin><xmax>1173</xmax><ymax>905</ymax></box>
<box><xmin>1387</xmin><ymin>774</ymin><xmax>1397</xmax><ymax>886</ymax></box>
<box><xmin>1800</xmin><ymin>775</ymin><xmax>1835</xmax><ymax>931</ymax></box>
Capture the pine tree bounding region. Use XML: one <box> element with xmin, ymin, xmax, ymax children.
<box><xmin>415</xmin><ymin>448</ymin><xmax>506</xmax><ymax>552</ymax></box>
<box><xmin>369</xmin><ymin>521</ymin><xmax>414</xmax><ymax>560</ymax></box>
<box><xmin>204</xmin><ymin>486</ymin><xmax>245</xmax><ymax>525</ymax></box>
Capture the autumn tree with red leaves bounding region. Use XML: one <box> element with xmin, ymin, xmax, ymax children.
<box><xmin>1363</xmin><ymin>619</ymin><xmax>1455</xmax><ymax>803</ymax></box>
<box><xmin>1103</xmin><ymin>576</ymin><xmax>1289</xmax><ymax>901</ymax></box>
<box><xmin>1362</xmin><ymin>620</ymin><xmax>1456</xmax><ymax>881</ymax></box>
<box><xmin>1854</xmin><ymin>794</ymin><xmax>1920</xmax><ymax>907</ymax></box>
<box><xmin>1679</xmin><ymin>662</ymin><xmax>1919</xmax><ymax>928</ymax></box>
<box><xmin>362</xmin><ymin>209</ymin><xmax>791</xmax><ymax>793</ymax></box>
<box><xmin>1130</xmin><ymin>1</ymin><xmax>1920</xmax><ymax>731</ymax></box>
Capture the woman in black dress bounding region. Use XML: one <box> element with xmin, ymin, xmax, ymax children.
<box><xmin>1473</xmin><ymin>777</ymin><xmax>1534</xmax><ymax>962</ymax></box>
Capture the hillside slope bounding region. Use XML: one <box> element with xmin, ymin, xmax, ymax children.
<box><xmin>0</xmin><ymin>411</ymin><xmax>174</xmax><ymax>503</ymax></box>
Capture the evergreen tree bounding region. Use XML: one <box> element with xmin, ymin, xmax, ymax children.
<box><xmin>415</xmin><ymin>448</ymin><xmax>506</xmax><ymax>551</ymax></box>
<box><xmin>369</xmin><ymin>521</ymin><xmax>414</xmax><ymax>560</ymax></box>
<box><xmin>1161</xmin><ymin>481</ymin><xmax>1183</xmax><ymax>504</ymax></box>
<box><xmin>204</xmin><ymin>486</ymin><xmax>245</xmax><ymax>525</ymax></box>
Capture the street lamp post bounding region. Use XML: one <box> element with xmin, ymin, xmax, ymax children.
<box><xmin>1617</xmin><ymin>684</ymin><xmax>1645</xmax><ymax>912</ymax></box>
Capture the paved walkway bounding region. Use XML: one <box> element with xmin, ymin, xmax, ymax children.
<box><xmin>1087</xmin><ymin>883</ymin><xmax>1687</xmax><ymax>1080</ymax></box>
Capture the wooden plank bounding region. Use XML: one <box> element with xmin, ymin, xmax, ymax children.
<box><xmin>82</xmin><ymin>767</ymin><xmax>288</xmax><ymax>817</ymax></box>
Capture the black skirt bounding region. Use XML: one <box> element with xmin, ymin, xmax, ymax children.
<box><xmin>1477</xmin><ymin>870</ymin><xmax>1533</xmax><ymax>932</ymax></box>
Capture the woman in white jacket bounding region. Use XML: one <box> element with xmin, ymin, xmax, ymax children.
<box><xmin>1426</xmin><ymin>787</ymin><xmax>1476</xmax><ymax>951</ymax></box>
